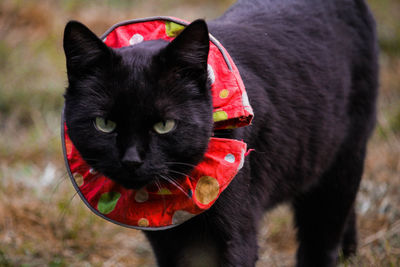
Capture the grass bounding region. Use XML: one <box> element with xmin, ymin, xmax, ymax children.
<box><xmin>0</xmin><ymin>0</ymin><xmax>399</xmax><ymax>266</ymax></box>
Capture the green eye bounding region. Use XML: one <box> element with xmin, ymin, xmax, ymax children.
<box><xmin>153</xmin><ymin>120</ymin><xmax>176</xmax><ymax>134</ymax></box>
<box><xmin>94</xmin><ymin>117</ymin><xmax>116</xmax><ymax>133</ymax></box>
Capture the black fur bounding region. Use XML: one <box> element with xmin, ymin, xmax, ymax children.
<box><xmin>63</xmin><ymin>0</ymin><xmax>378</xmax><ymax>266</ymax></box>
<box><xmin>64</xmin><ymin>21</ymin><xmax>213</xmax><ymax>189</ymax></box>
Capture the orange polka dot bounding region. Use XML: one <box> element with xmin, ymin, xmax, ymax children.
<box><xmin>65</xmin><ymin>139</ymin><xmax>73</xmax><ymax>155</ymax></box>
<box><xmin>195</xmin><ymin>176</ymin><xmax>220</xmax><ymax>205</ymax></box>
<box><xmin>73</xmin><ymin>172</ymin><xmax>84</xmax><ymax>187</ymax></box>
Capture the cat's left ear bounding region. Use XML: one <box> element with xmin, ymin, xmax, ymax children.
<box><xmin>63</xmin><ymin>21</ymin><xmax>111</xmax><ymax>78</ymax></box>
<box><xmin>164</xmin><ymin>19</ymin><xmax>210</xmax><ymax>75</ymax></box>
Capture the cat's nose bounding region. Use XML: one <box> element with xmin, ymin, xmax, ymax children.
<box><xmin>122</xmin><ymin>146</ymin><xmax>143</xmax><ymax>167</ymax></box>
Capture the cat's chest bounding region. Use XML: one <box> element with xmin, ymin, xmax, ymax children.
<box><xmin>178</xmin><ymin>239</ymin><xmax>220</xmax><ymax>267</ymax></box>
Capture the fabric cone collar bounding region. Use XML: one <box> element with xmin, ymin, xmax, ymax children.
<box><xmin>62</xmin><ymin>17</ymin><xmax>254</xmax><ymax>230</ymax></box>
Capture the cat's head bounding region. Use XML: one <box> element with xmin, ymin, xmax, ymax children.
<box><xmin>63</xmin><ymin>20</ymin><xmax>213</xmax><ymax>189</ymax></box>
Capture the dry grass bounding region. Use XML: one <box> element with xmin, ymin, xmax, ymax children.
<box><xmin>0</xmin><ymin>0</ymin><xmax>399</xmax><ymax>266</ymax></box>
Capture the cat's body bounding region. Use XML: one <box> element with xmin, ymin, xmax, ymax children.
<box><xmin>63</xmin><ymin>0</ymin><xmax>378</xmax><ymax>266</ymax></box>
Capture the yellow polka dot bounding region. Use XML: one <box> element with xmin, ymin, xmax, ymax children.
<box><xmin>157</xmin><ymin>188</ymin><xmax>172</xmax><ymax>195</ymax></box>
<box><xmin>138</xmin><ymin>218</ymin><xmax>149</xmax><ymax>227</ymax></box>
<box><xmin>219</xmin><ymin>89</ymin><xmax>229</xmax><ymax>99</ymax></box>
<box><xmin>73</xmin><ymin>172</ymin><xmax>84</xmax><ymax>187</ymax></box>
<box><xmin>135</xmin><ymin>188</ymin><xmax>149</xmax><ymax>203</ymax></box>
<box><xmin>225</xmin><ymin>125</ymin><xmax>236</xmax><ymax>129</ymax></box>
<box><xmin>213</xmin><ymin>111</ymin><xmax>228</xmax><ymax>122</ymax></box>
<box><xmin>195</xmin><ymin>176</ymin><xmax>220</xmax><ymax>205</ymax></box>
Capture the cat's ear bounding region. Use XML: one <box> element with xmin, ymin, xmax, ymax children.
<box><xmin>63</xmin><ymin>21</ymin><xmax>111</xmax><ymax>77</ymax></box>
<box><xmin>164</xmin><ymin>19</ymin><xmax>210</xmax><ymax>75</ymax></box>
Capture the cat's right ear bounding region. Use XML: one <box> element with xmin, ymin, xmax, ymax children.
<box><xmin>163</xmin><ymin>20</ymin><xmax>210</xmax><ymax>77</ymax></box>
<box><xmin>63</xmin><ymin>21</ymin><xmax>110</xmax><ymax>78</ymax></box>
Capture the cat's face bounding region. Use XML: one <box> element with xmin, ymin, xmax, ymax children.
<box><xmin>63</xmin><ymin>20</ymin><xmax>213</xmax><ymax>189</ymax></box>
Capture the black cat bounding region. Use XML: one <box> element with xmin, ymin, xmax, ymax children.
<box><xmin>63</xmin><ymin>0</ymin><xmax>378</xmax><ymax>266</ymax></box>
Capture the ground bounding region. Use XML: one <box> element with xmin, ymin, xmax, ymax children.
<box><xmin>0</xmin><ymin>0</ymin><xmax>399</xmax><ymax>266</ymax></box>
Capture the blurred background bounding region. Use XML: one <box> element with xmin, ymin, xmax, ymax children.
<box><xmin>0</xmin><ymin>0</ymin><xmax>399</xmax><ymax>266</ymax></box>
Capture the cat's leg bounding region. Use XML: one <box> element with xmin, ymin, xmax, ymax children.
<box><xmin>144</xmin><ymin>219</ymin><xmax>221</xmax><ymax>267</ymax></box>
<box><xmin>292</xmin><ymin>147</ymin><xmax>366</xmax><ymax>267</ymax></box>
<box><xmin>145</xmin><ymin>211</ymin><xmax>259</xmax><ymax>267</ymax></box>
<box><xmin>145</xmin><ymin>185</ymin><xmax>260</xmax><ymax>267</ymax></box>
<box><xmin>341</xmin><ymin>206</ymin><xmax>358</xmax><ymax>258</ymax></box>
<box><xmin>145</xmin><ymin>221</ymin><xmax>221</xmax><ymax>267</ymax></box>
<box><xmin>203</xmin><ymin>175</ymin><xmax>261</xmax><ymax>267</ymax></box>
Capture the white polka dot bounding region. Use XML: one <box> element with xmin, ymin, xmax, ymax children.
<box><xmin>224</xmin><ymin>153</ymin><xmax>235</xmax><ymax>163</ymax></box>
<box><xmin>89</xmin><ymin>168</ymin><xmax>97</xmax><ymax>174</ymax></box>
<box><xmin>172</xmin><ymin>210</ymin><xmax>195</xmax><ymax>225</ymax></box>
<box><xmin>208</xmin><ymin>64</ymin><xmax>215</xmax><ymax>84</ymax></box>
<box><xmin>103</xmin><ymin>36</ymin><xmax>107</xmax><ymax>42</ymax></box>
<box><xmin>135</xmin><ymin>188</ymin><xmax>149</xmax><ymax>203</ymax></box>
<box><xmin>129</xmin><ymin>34</ymin><xmax>144</xmax><ymax>45</ymax></box>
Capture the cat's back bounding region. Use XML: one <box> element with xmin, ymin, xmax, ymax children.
<box><xmin>207</xmin><ymin>0</ymin><xmax>378</xmax><ymax>192</ymax></box>
<box><xmin>208</xmin><ymin>0</ymin><xmax>377</xmax><ymax>73</ymax></box>
<box><xmin>207</xmin><ymin>0</ymin><xmax>378</xmax><ymax>131</ymax></box>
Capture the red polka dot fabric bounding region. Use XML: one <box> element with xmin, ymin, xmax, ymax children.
<box><xmin>102</xmin><ymin>17</ymin><xmax>253</xmax><ymax>129</ymax></box>
<box><xmin>62</xmin><ymin>17</ymin><xmax>254</xmax><ymax>230</ymax></box>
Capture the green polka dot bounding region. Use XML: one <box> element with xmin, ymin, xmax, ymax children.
<box><xmin>165</xmin><ymin>21</ymin><xmax>185</xmax><ymax>37</ymax></box>
<box><xmin>213</xmin><ymin>111</ymin><xmax>228</xmax><ymax>122</ymax></box>
<box><xmin>157</xmin><ymin>188</ymin><xmax>172</xmax><ymax>195</ymax></box>
<box><xmin>97</xmin><ymin>192</ymin><xmax>121</xmax><ymax>214</ymax></box>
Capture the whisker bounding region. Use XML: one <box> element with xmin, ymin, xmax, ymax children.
<box><xmin>67</xmin><ymin>156</ymin><xmax>102</xmax><ymax>162</ymax></box>
<box><xmin>154</xmin><ymin>178</ymin><xmax>162</xmax><ymax>192</ymax></box>
<box><xmin>50</xmin><ymin>171</ymin><xmax>68</xmax><ymax>191</ymax></box>
<box><xmin>57</xmin><ymin>190</ymin><xmax>79</xmax><ymax>226</ymax></box>
<box><xmin>159</xmin><ymin>175</ymin><xmax>190</xmax><ymax>198</ymax></box>
<box><xmin>168</xmin><ymin>169</ymin><xmax>196</xmax><ymax>181</ymax></box>
<box><xmin>164</xmin><ymin>161</ymin><xmax>197</xmax><ymax>168</ymax></box>
<box><xmin>48</xmin><ymin>171</ymin><xmax>69</xmax><ymax>201</ymax></box>
<box><xmin>154</xmin><ymin>177</ymin><xmax>167</xmax><ymax>214</ymax></box>
<box><xmin>98</xmin><ymin>176</ymin><xmax>110</xmax><ymax>191</ymax></box>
